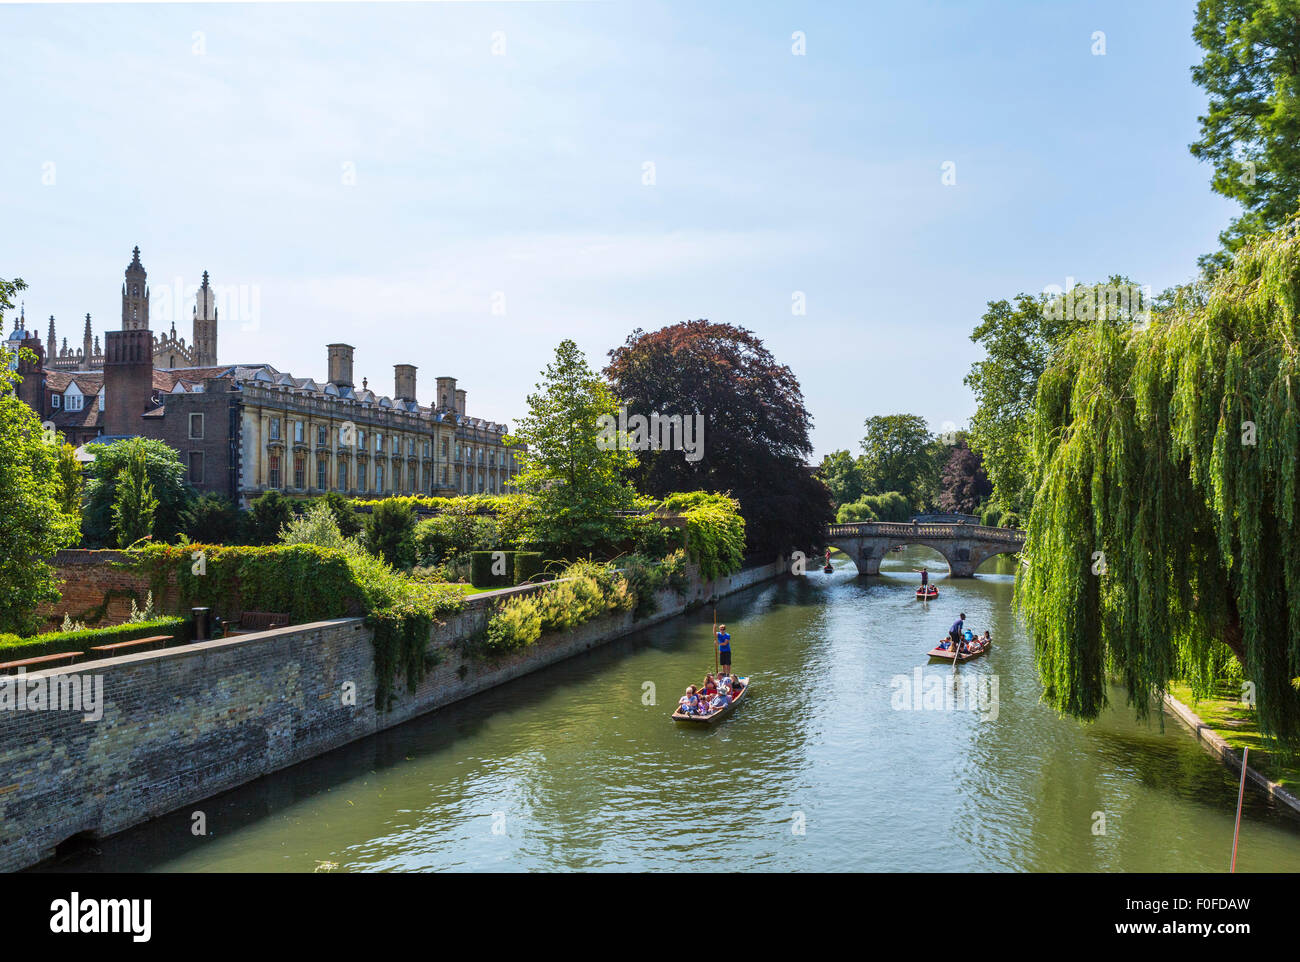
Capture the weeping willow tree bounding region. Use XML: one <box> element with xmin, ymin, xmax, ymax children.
<box><xmin>1017</xmin><ymin>219</ymin><xmax>1300</xmax><ymax>744</ymax></box>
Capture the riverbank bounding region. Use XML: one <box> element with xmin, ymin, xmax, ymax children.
<box><xmin>1</xmin><ymin>556</ymin><xmax>785</xmax><ymax>872</ymax></box>
<box><xmin>1164</xmin><ymin>685</ymin><xmax>1300</xmax><ymax>816</ymax></box>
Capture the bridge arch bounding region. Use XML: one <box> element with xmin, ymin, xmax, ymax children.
<box><xmin>823</xmin><ymin>521</ymin><xmax>1025</xmax><ymax>578</ymax></box>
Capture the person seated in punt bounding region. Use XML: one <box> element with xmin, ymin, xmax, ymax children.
<box><xmin>702</xmin><ymin>675</ymin><xmax>719</xmax><ymax>698</ymax></box>
<box><xmin>981</xmin><ymin>631</ymin><xmax>991</xmax><ymax>645</ymax></box>
<box><xmin>727</xmin><ymin>674</ymin><xmax>743</xmax><ymax>694</ymax></box>
<box><xmin>678</xmin><ymin>686</ymin><xmax>702</xmax><ymax>715</ymax></box>
<box><xmin>709</xmin><ymin>690</ymin><xmax>731</xmax><ymax>711</ymax></box>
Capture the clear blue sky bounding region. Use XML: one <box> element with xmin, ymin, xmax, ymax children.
<box><xmin>0</xmin><ymin>0</ymin><xmax>1234</xmax><ymax>458</ymax></box>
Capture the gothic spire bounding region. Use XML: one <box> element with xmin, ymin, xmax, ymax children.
<box><xmin>48</xmin><ymin>315</ymin><xmax>56</xmax><ymax>349</ymax></box>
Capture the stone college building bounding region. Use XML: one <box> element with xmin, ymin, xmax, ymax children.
<box><xmin>5</xmin><ymin>247</ymin><xmax>520</xmax><ymax>504</ymax></box>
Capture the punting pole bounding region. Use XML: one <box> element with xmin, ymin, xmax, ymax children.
<box><xmin>1231</xmin><ymin>747</ymin><xmax>1248</xmax><ymax>872</ymax></box>
<box><xmin>713</xmin><ymin>607</ymin><xmax>718</xmax><ymax>678</ymax></box>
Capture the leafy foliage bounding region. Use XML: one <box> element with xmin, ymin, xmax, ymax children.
<box><xmin>658</xmin><ymin>491</ymin><xmax>745</xmax><ymax>580</ymax></box>
<box><xmin>83</xmin><ymin>437</ymin><xmax>192</xmax><ymax>547</ymax></box>
<box><xmin>0</xmin><ymin>616</ymin><xmax>187</xmax><ymax>663</ymax></box>
<box><xmin>835</xmin><ymin>490</ymin><xmax>913</xmax><ymax>523</ymax></box>
<box><xmin>0</xmin><ymin>343</ymin><xmax>82</xmax><ymax>634</ymax></box>
<box><xmin>243</xmin><ymin>490</ymin><xmax>294</xmax><ymax>546</ymax></box>
<box><xmin>938</xmin><ymin>442</ymin><xmax>992</xmax><ymax>514</ymax></box>
<box><xmin>817</xmin><ymin>450</ymin><xmax>867</xmax><ymax>508</ymax></box>
<box><xmin>1190</xmin><ymin>0</ymin><xmax>1300</xmax><ymax>270</ymax></box>
<box><xmin>604</xmin><ymin>320</ymin><xmax>832</xmax><ymax>556</ymax></box>
<box><xmin>507</xmin><ymin>339</ymin><xmax>640</xmax><ymax>556</ymax></box>
<box><xmin>180</xmin><ymin>494</ymin><xmax>243</xmax><ymax>544</ymax></box>
<box><xmin>365</xmin><ymin>499</ymin><xmax>418</xmax><ymax>569</ymax></box>
<box><xmin>858</xmin><ymin>414</ymin><xmax>935</xmax><ymax>504</ymax></box>
<box><xmin>110</xmin><ymin>445</ymin><xmax>159</xmax><ymax>547</ymax></box>
<box><xmin>1017</xmin><ymin>219</ymin><xmax>1300</xmax><ymax>743</ymax></box>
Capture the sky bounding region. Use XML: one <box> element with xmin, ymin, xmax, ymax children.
<box><xmin>0</xmin><ymin>0</ymin><xmax>1236</xmax><ymax>459</ymax></box>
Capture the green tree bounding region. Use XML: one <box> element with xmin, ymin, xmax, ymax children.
<box><xmin>1190</xmin><ymin>0</ymin><xmax>1300</xmax><ymax>270</ymax></box>
<box><xmin>180</xmin><ymin>494</ymin><xmax>243</xmax><ymax>544</ymax></box>
<box><xmin>817</xmin><ymin>450</ymin><xmax>866</xmax><ymax>507</ymax></box>
<box><xmin>54</xmin><ymin>442</ymin><xmax>84</xmax><ymax>517</ymax></box>
<box><xmin>0</xmin><ymin>336</ymin><xmax>82</xmax><ymax>634</ymax></box>
<box><xmin>366</xmin><ymin>500</ymin><xmax>418</xmax><ymax>569</ymax></box>
<box><xmin>604</xmin><ymin>320</ymin><xmax>832</xmax><ymax>556</ymax></box>
<box><xmin>858</xmin><ymin>414</ymin><xmax>934</xmax><ymax>502</ymax></box>
<box><xmin>314</xmin><ymin>492</ymin><xmax>363</xmax><ymax>538</ymax></box>
<box><xmin>111</xmin><ymin>446</ymin><xmax>159</xmax><ymax>547</ymax></box>
<box><xmin>243</xmin><ymin>489</ymin><xmax>294</xmax><ymax>545</ymax></box>
<box><xmin>508</xmin><ymin>339</ymin><xmax>639</xmax><ymax>557</ymax></box>
<box><xmin>1017</xmin><ymin>218</ymin><xmax>1300</xmax><ymax>744</ymax></box>
<box><xmin>83</xmin><ymin>437</ymin><xmax>193</xmax><ymax>546</ymax></box>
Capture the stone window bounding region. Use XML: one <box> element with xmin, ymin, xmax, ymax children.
<box><xmin>189</xmin><ymin>413</ymin><xmax>204</xmax><ymax>440</ymax></box>
<box><xmin>337</xmin><ymin>459</ymin><xmax>348</xmax><ymax>491</ymax></box>
<box><xmin>294</xmin><ymin>454</ymin><xmax>305</xmax><ymax>489</ymax></box>
<box><xmin>376</xmin><ymin>432</ymin><xmax>384</xmax><ymax>453</ymax></box>
<box><xmin>66</xmin><ymin>393</ymin><xmax>83</xmax><ymax>412</ymax></box>
<box><xmin>357</xmin><ymin>462</ymin><xmax>367</xmax><ymax>491</ymax></box>
<box><xmin>317</xmin><ymin>425</ymin><xmax>327</xmax><ymax>446</ymax></box>
<box><xmin>270</xmin><ymin>417</ymin><xmax>281</xmax><ymax>441</ymax></box>
<box><xmin>268</xmin><ymin>451</ymin><xmax>281</xmax><ymax>488</ymax></box>
<box><xmin>376</xmin><ymin>463</ymin><xmax>385</xmax><ymax>493</ymax></box>
<box><xmin>441</xmin><ymin>439</ymin><xmax>449</xmax><ymax>458</ymax></box>
<box><xmin>189</xmin><ymin>451</ymin><xmax>204</xmax><ymax>484</ymax></box>
<box><xmin>317</xmin><ymin>457</ymin><xmax>327</xmax><ymax>490</ymax></box>
<box><xmin>294</xmin><ymin>420</ymin><xmax>305</xmax><ymax>443</ymax></box>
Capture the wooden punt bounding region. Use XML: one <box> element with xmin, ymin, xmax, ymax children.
<box><xmin>915</xmin><ymin>586</ymin><xmax>938</xmax><ymax>599</ymax></box>
<box><xmin>672</xmin><ymin>676</ymin><xmax>751</xmax><ymax>724</ymax></box>
<box><xmin>823</xmin><ymin>564</ymin><xmax>834</xmax><ymax>573</ymax></box>
<box><xmin>927</xmin><ymin>638</ymin><xmax>991</xmax><ymax>662</ymax></box>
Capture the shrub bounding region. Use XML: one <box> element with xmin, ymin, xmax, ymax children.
<box><xmin>482</xmin><ymin>594</ymin><xmax>543</xmax><ymax>654</ymax></box>
<box><xmin>280</xmin><ymin>501</ymin><xmax>355</xmax><ymax>551</ymax></box>
<box><xmin>181</xmin><ymin>494</ymin><xmax>243</xmax><ymax>544</ymax></box>
<box><xmin>313</xmin><ymin>492</ymin><xmax>363</xmax><ymax>538</ymax></box>
<box><xmin>658</xmin><ymin>491</ymin><xmax>745</xmax><ymax>580</ymax></box>
<box><xmin>513</xmin><ymin>551</ymin><xmax>544</xmax><ymax>585</ymax></box>
<box><xmin>470</xmin><ymin>550</ymin><xmax>514</xmax><ymax>588</ymax></box>
<box><xmin>244</xmin><ymin>490</ymin><xmax>294</xmax><ymax>545</ymax></box>
<box><xmin>366</xmin><ymin>500</ymin><xmax>418</xmax><ymax>569</ymax></box>
<box><xmin>837</xmin><ymin>491</ymin><xmax>912</xmax><ymax>523</ymax></box>
<box><xmin>0</xmin><ymin>616</ymin><xmax>188</xmax><ymax>663</ymax></box>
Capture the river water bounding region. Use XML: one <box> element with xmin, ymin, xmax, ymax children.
<box><xmin>40</xmin><ymin>547</ymin><xmax>1300</xmax><ymax>872</ymax></box>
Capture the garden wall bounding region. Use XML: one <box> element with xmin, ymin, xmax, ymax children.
<box><xmin>0</xmin><ymin>556</ymin><xmax>785</xmax><ymax>871</ymax></box>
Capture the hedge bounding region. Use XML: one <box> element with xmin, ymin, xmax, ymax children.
<box><xmin>0</xmin><ymin>617</ymin><xmax>188</xmax><ymax>664</ymax></box>
<box><xmin>470</xmin><ymin>550</ymin><xmax>514</xmax><ymax>588</ymax></box>
<box><xmin>513</xmin><ymin>551</ymin><xmax>544</xmax><ymax>585</ymax></box>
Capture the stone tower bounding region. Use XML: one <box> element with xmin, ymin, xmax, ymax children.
<box><xmin>192</xmin><ymin>270</ymin><xmax>218</xmax><ymax>367</ymax></box>
<box><xmin>122</xmin><ymin>246</ymin><xmax>150</xmax><ymax>330</ymax></box>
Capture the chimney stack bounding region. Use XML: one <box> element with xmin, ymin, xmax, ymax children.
<box><xmin>435</xmin><ymin>376</ymin><xmax>456</xmax><ymax>411</ymax></box>
<box><xmin>327</xmin><ymin>343</ymin><xmax>355</xmax><ymax>388</ymax></box>
<box><xmin>394</xmin><ymin>364</ymin><xmax>417</xmax><ymax>402</ymax></box>
<box><xmin>104</xmin><ymin>329</ymin><xmax>154</xmax><ymax>436</ymax></box>
<box><xmin>454</xmin><ymin>388</ymin><xmax>467</xmax><ymax>416</ymax></box>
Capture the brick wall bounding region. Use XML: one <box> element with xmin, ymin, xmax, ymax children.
<box><xmin>0</xmin><ymin>557</ymin><xmax>784</xmax><ymax>871</ymax></box>
<box><xmin>32</xmin><ymin>550</ymin><xmax>181</xmax><ymax>631</ymax></box>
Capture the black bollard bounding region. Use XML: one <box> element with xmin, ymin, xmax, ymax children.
<box><xmin>192</xmin><ymin>607</ymin><xmax>211</xmax><ymax>641</ymax></box>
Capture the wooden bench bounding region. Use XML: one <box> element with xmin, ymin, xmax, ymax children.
<box><xmin>0</xmin><ymin>651</ymin><xmax>84</xmax><ymax>675</ymax></box>
<box><xmin>88</xmin><ymin>635</ymin><xmax>173</xmax><ymax>656</ymax></box>
<box><xmin>225</xmin><ymin>611</ymin><xmax>291</xmax><ymax>636</ymax></box>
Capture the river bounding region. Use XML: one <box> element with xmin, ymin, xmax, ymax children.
<box><xmin>38</xmin><ymin>546</ymin><xmax>1300</xmax><ymax>872</ymax></box>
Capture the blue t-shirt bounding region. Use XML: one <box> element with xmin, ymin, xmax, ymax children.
<box><xmin>950</xmin><ymin>619</ymin><xmax>964</xmax><ymax>634</ymax></box>
<box><xmin>716</xmin><ymin>631</ymin><xmax>731</xmax><ymax>653</ymax></box>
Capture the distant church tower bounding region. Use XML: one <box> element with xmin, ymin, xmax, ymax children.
<box><xmin>122</xmin><ymin>246</ymin><xmax>149</xmax><ymax>330</ymax></box>
<box><xmin>192</xmin><ymin>270</ymin><xmax>218</xmax><ymax>366</ymax></box>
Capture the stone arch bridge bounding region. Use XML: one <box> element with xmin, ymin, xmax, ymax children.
<box><xmin>824</xmin><ymin>521</ymin><xmax>1026</xmax><ymax>577</ymax></box>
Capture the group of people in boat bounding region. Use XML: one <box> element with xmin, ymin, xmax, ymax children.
<box><xmin>937</xmin><ymin>611</ymin><xmax>991</xmax><ymax>655</ymax></box>
<box><xmin>676</xmin><ymin>623</ymin><xmax>742</xmax><ymax>716</ymax></box>
<box><xmin>677</xmin><ymin>672</ymin><xmax>745</xmax><ymax>716</ymax></box>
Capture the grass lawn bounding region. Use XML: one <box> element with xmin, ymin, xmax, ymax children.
<box><xmin>436</xmin><ymin>583</ymin><xmax>501</xmax><ymax>598</ymax></box>
<box><xmin>1168</xmin><ymin>680</ymin><xmax>1300</xmax><ymax>794</ymax></box>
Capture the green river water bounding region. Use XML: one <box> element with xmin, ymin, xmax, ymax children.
<box><xmin>40</xmin><ymin>547</ymin><xmax>1300</xmax><ymax>872</ymax></box>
